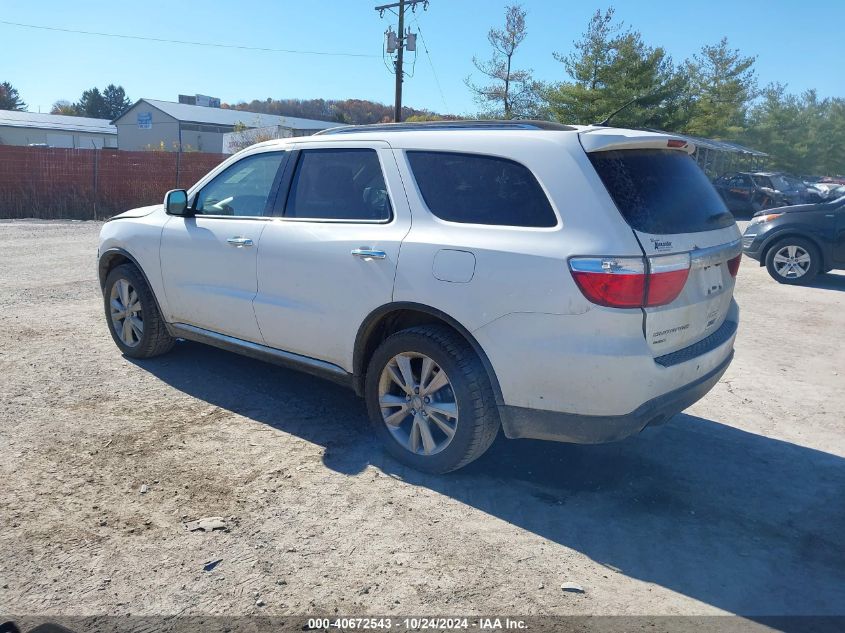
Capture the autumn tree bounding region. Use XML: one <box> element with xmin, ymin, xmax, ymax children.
<box><xmin>404</xmin><ymin>113</ymin><xmax>464</xmax><ymax>122</ymax></box>
<box><xmin>465</xmin><ymin>4</ymin><xmax>540</xmax><ymax>118</ymax></box>
<box><xmin>224</xmin><ymin>97</ymin><xmax>446</xmax><ymax>125</ymax></box>
<box><xmin>51</xmin><ymin>100</ymin><xmax>78</xmax><ymax>115</ymax></box>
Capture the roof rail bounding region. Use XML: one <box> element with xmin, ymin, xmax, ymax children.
<box><xmin>314</xmin><ymin>119</ymin><xmax>576</xmax><ymax>136</ymax></box>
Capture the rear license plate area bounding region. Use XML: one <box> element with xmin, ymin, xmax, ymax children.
<box><xmin>698</xmin><ymin>264</ymin><xmax>724</xmax><ymax>297</ymax></box>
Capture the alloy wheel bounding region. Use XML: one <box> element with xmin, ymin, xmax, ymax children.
<box><xmin>773</xmin><ymin>245</ymin><xmax>812</xmax><ymax>279</ymax></box>
<box><xmin>109</xmin><ymin>278</ymin><xmax>144</xmax><ymax>347</ymax></box>
<box><xmin>377</xmin><ymin>352</ymin><xmax>459</xmax><ymax>456</ymax></box>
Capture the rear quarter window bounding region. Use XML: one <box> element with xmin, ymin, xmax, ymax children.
<box><xmin>588</xmin><ymin>149</ymin><xmax>735</xmax><ymax>234</ymax></box>
<box><xmin>406</xmin><ymin>151</ymin><xmax>557</xmax><ymax>227</ymax></box>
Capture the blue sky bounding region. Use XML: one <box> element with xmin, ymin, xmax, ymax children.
<box><xmin>3</xmin><ymin>0</ymin><xmax>843</xmax><ymax>117</ymax></box>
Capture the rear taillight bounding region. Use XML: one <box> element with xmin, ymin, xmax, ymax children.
<box><xmin>569</xmin><ymin>257</ymin><xmax>646</xmax><ymax>308</ymax></box>
<box><xmin>569</xmin><ymin>253</ymin><xmax>691</xmax><ymax>309</ymax></box>
<box><xmin>646</xmin><ymin>253</ymin><xmax>691</xmax><ymax>306</ymax></box>
<box><xmin>727</xmin><ymin>254</ymin><xmax>741</xmax><ymax>277</ymax></box>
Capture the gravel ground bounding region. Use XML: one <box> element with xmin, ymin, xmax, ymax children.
<box><xmin>1</xmin><ymin>219</ymin><xmax>843</xmax><ymax>618</ymax></box>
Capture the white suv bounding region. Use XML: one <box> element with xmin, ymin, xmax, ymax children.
<box><xmin>98</xmin><ymin>121</ymin><xmax>741</xmax><ymax>473</ymax></box>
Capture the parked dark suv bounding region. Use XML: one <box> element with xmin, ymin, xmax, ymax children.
<box><xmin>742</xmin><ymin>194</ymin><xmax>845</xmax><ymax>284</ymax></box>
<box><xmin>714</xmin><ymin>172</ymin><xmax>821</xmax><ymax>214</ymax></box>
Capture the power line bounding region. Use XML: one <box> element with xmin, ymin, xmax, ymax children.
<box><xmin>412</xmin><ymin>19</ymin><xmax>449</xmax><ymax>113</ymax></box>
<box><xmin>0</xmin><ymin>20</ymin><xmax>380</xmax><ymax>58</ymax></box>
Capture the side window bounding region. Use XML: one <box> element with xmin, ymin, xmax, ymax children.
<box><xmin>406</xmin><ymin>151</ymin><xmax>557</xmax><ymax>227</ymax></box>
<box><xmin>195</xmin><ymin>152</ymin><xmax>284</xmax><ymax>217</ymax></box>
<box><xmin>285</xmin><ymin>149</ymin><xmax>392</xmax><ymax>221</ymax></box>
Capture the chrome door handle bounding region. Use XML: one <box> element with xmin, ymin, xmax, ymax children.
<box><xmin>227</xmin><ymin>236</ymin><xmax>254</xmax><ymax>247</ymax></box>
<box><xmin>351</xmin><ymin>248</ymin><xmax>386</xmax><ymax>260</ymax></box>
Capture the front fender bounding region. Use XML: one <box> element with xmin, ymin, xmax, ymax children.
<box><xmin>98</xmin><ymin>212</ymin><xmax>170</xmax><ymax>319</ymax></box>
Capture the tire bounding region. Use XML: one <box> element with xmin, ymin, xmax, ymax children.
<box><xmin>764</xmin><ymin>237</ymin><xmax>820</xmax><ymax>285</ymax></box>
<box><xmin>365</xmin><ymin>324</ymin><xmax>500</xmax><ymax>474</ymax></box>
<box><xmin>103</xmin><ymin>263</ymin><xmax>175</xmax><ymax>358</ymax></box>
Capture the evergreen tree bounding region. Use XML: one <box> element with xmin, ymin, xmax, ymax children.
<box><xmin>0</xmin><ymin>81</ymin><xmax>27</xmax><ymax>111</ymax></box>
<box><xmin>684</xmin><ymin>38</ymin><xmax>757</xmax><ymax>138</ymax></box>
<box><xmin>544</xmin><ymin>9</ymin><xmax>688</xmax><ymax>130</ymax></box>
<box><xmin>102</xmin><ymin>84</ymin><xmax>132</xmax><ymax>119</ymax></box>
<box><xmin>73</xmin><ymin>85</ymin><xmax>132</xmax><ymax>119</ymax></box>
<box><xmin>74</xmin><ymin>87</ymin><xmax>108</xmax><ymax>118</ymax></box>
<box><xmin>743</xmin><ymin>84</ymin><xmax>804</xmax><ymax>172</ymax></box>
<box><xmin>745</xmin><ymin>87</ymin><xmax>845</xmax><ymax>175</ymax></box>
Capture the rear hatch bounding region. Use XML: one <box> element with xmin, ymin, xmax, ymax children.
<box><xmin>581</xmin><ymin>128</ymin><xmax>742</xmax><ymax>356</ymax></box>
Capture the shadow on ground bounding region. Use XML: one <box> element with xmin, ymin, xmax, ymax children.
<box><xmin>132</xmin><ymin>341</ymin><xmax>845</xmax><ymax>617</ymax></box>
<box><xmin>808</xmin><ymin>271</ymin><xmax>845</xmax><ymax>292</ymax></box>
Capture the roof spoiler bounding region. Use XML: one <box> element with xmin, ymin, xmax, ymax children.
<box><xmin>579</xmin><ymin>127</ymin><xmax>695</xmax><ymax>154</ymax></box>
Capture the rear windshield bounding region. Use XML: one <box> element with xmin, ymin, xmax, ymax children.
<box><xmin>588</xmin><ymin>149</ymin><xmax>734</xmax><ymax>234</ymax></box>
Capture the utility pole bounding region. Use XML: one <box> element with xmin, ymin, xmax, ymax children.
<box><xmin>394</xmin><ymin>0</ymin><xmax>405</xmax><ymax>123</ymax></box>
<box><xmin>376</xmin><ymin>0</ymin><xmax>428</xmax><ymax>123</ymax></box>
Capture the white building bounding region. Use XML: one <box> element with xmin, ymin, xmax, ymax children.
<box><xmin>222</xmin><ymin>123</ymin><xmax>339</xmax><ymax>154</ymax></box>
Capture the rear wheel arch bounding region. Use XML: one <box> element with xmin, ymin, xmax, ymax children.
<box><xmin>353</xmin><ymin>302</ymin><xmax>504</xmax><ymax>406</ymax></box>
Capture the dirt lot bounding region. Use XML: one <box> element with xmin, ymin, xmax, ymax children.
<box><xmin>1</xmin><ymin>220</ymin><xmax>843</xmax><ymax>618</ymax></box>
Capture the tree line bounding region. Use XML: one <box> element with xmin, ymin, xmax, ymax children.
<box><xmin>0</xmin><ymin>82</ymin><xmax>132</xmax><ymax>120</ymax></box>
<box><xmin>467</xmin><ymin>5</ymin><xmax>844</xmax><ymax>176</ymax></box>
<box><xmin>2</xmin><ymin>5</ymin><xmax>841</xmax><ymax>175</ymax></box>
<box><xmin>51</xmin><ymin>84</ymin><xmax>132</xmax><ymax>120</ymax></box>
<box><xmin>2</xmin><ymin>81</ymin><xmax>450</xmax><ymax>129</ymax></box>
<box><xmin>221</xmin><ymin>97</ymin><xmax>452</xmax><ymax>126</ymax></box>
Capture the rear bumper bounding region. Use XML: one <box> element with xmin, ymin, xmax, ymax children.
<box><xmin>499</xmin><ymin>350</ymin><xmax>733</xmax><ymax>444</ymax></box>
<box><xmin>474</xmin><ymin>299</ymin><xmax>739</xmax><ymax>419</ymax></box>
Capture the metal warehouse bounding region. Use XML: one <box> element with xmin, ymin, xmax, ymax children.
<box><xmin>0</xmin><ymin>110</ymin><xmax>117</xmax><ymax>149</ymax></box>
<box><xmin>112</xmin><ymin>98</ymin><xmax>337</xmax><ymax>153</ymax></box>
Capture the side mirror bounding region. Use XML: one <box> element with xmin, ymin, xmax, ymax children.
<box><xmin>164</xmin><ymin>189</ymin><xmax>190</xmax><ymax>216</ymax></box>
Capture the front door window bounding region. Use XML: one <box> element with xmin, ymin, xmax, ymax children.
<box><xmin>195</xmin><ymin>152</ymin><xmax>285</xmax><ymax>217</ymax></box>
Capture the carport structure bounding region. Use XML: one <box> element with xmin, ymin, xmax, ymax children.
<box><xmin>640</xmin><ymin>128</ymin><xmax>768</xmax><ymax>178</ymax></box>
<box><xmin>685</xmin><ymin>135</ymin><xmax>769</xmax><ymax>177</ymax></box>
